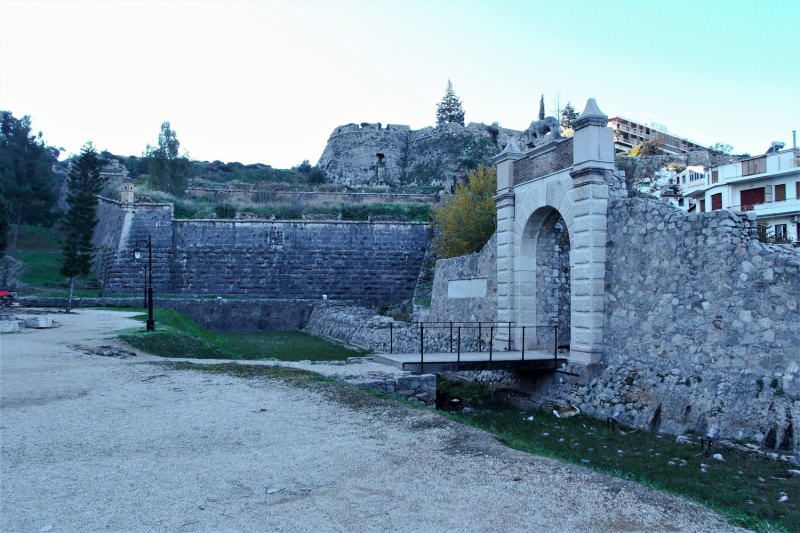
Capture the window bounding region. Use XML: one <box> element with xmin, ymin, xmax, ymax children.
<box><xmin>711</xmin><ymin>193</ymin><xmax>722</xmax><ymax>211</ymax></box>
<box><xmin>700</xmin><ymin>199</ymin><xmax>706</xmax><ymax>212</ymax></box>
<box><xmin>741</xmin><ymin>188</ymin><xmax>765</xmax><ymax>210</ymax></box>
<box><xmin>775</xmin><ymin>224</ymin><xmax>787</xmax><ymax>240</ymax></box>
<box><xmin>678</xmin><ymin>198</ymin><xmax>685</xmax><ymax>206</ymax></box>
<box><xmin>711</xmin><ymin>170</ymin><xmax>719</xmax><ymax>183</ymax></box>
<box><xmin>797</xmin><ymin>181</ymin><xmax>800</xmax><ymax>199</ymax></box>
<box><xmin>775</xmin><ymin>184</ymin><xmax>786</xmax><ymax>202</ymax></box>
<box><xmin>682</xmin><ymin>176</ymin><xmax>686</xmax><ymax>184</ymax></box>
<box><xmin>742</xmin><ymin>157</ymin><xmax>767</xmax><ymax>176</ymax></box>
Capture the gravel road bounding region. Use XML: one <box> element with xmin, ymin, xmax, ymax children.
<box><xmin>1</xmin><ymin>310</ymin><xmax>745</xmax><ymax>532</ymax></box>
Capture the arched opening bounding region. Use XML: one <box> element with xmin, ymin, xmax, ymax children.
<box><xmin>519</xmin><ymin>207</ymin><xmax>571</xmax><ymax>351</ymax></box>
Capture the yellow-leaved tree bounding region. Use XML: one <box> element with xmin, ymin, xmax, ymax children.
<box><xmin>430</xmin><ymin>165</ymin><xmax>496</xmax><ymax>259</ymax></box>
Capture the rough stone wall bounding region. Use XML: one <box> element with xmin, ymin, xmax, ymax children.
<box><xmin>535</xmin><ymin>211</ymin><xmax>570</xmax><ymax>349</ymax></box>
<box><xmin>428</xmin><ymin>234</ymin><xmax>498</xmax><ymax>324</ymax></box>
<box><xmin>514</xmin><ymin>138</ymin><xmax>574</xmax><ymax>185</ymax></box>
<box><xmin>554</xmin><ymin>198</ymin><xmax>800</xmax><ymax>452</ymax></box>
<box><xmin>615</xmin><ymin>151</ymin><xmax>740</xmax><ymax>171</ymax></box>
<box><xmin>317</xmin><ymin>122</ymin><xmax>526</xmax><ymax>187</ymax></box>
<box><xmin>93</xmin><ymin>198</ymin><xmax>431</xmax><ymax>305</ymax></box>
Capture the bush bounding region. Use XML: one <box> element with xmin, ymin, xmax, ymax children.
<box><xmin>214</xmin><ymin>203</ymin><xmax>237</xmax><ymax>219</ymax></box>
<box><xmin>307</xmin><ymin>166</ymin><xmax>326</xmax><ymax>184</ymax></box>
<box><xmin>430</xmin><ymin>165</ymin><xmax>496</xmax><ymax>258</ymax></box>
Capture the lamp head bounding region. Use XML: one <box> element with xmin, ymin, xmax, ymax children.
<box><xmin>133</xmin><ymin>247</ymin><xmax>142</xmax><ymax>260</ymax></box>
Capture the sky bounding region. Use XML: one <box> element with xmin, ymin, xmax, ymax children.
<box><xmin>1</xmin><ymin>0</ymin><xmax>798</xmax><ymax>166</ymax></box>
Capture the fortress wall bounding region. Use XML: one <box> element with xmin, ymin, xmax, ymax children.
<box><xmin>556</xmin><ymin>198</ymin><xmax>800</xmax><ymax>451</ymax></box>
<box><xmin>93</xmin><ymin>202</ymin><xmax>431</xmax><ymax>305</ymax></box>
<box><xmin>184</xmin><ymin>189</ymin><xmax>440</xmax><ymax>205</ymax></box>
<box><xmin>169</xmin><ymin>220</ymin><xmax>429</xmax><ymax>304</ymax></box>
<box><xmin>18</xmin><ymin>297</ymin><xmax>313</xmax><ymax>331</ymax></box>
<box><xmin>92</xmin><ymin>198</ymin><xmax>175</xmax><ymax>293</ymax></box>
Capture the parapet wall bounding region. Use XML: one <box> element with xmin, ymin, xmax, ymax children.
<box><xmin>93</xmin><ymin>197</ymin><xmax>430</xmax><ymax>305</ymax></box>
<box><xmin>555</xmin><ymin>197</ymin><xmax>800</xmax><ymax>452</ymax></box>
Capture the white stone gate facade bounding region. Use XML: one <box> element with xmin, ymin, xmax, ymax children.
<box><xmin>493</xmin><ymin>99</ymin><xmax>615</xmax><ymax>366</ymax></box>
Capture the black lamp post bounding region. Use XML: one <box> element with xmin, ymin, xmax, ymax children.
<box><xmin>132</xmin><ymin>235</ymin><xmax>155</xmax><ymax>331</ymax></box>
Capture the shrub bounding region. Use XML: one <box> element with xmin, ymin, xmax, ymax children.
<box><xmin>306</xmin><ymin>166</ymin><xmax>326</xmax><ymax>184</ymax></box>
<box><xmin>430</xmin><ymin>165</ymin><xmax>496</xmax><ymax>258</ymax></box>
<box><xmin>214</xmin><ymin>203</ymin><xmax>237</xmax><ymax>219</ymax></box>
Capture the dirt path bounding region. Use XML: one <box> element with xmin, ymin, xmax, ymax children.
<box><xmin>1</xmin><ymin>310</ymin><xmax>744</xmax><ymax>532</ymax></box>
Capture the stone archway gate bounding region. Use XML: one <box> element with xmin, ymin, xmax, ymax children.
<box><xmin>492</xmin><ymin>99</ymin><xmax>615</xmax><ymax>367</ymax></box>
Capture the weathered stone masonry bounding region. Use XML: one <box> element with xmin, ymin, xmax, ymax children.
<box><xmin>93</xmin><ymin>197</ymin><xmax>430</xmax><ymax>305</ymax></box>
<box><xmin>445</xmin><ymin>98</ymin><xmax>800</xmax><ymax>452</ymax></box>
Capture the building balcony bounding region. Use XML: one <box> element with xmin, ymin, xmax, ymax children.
<box><xmin>727</xmin><ymin>198</ymin><xmax>800</xmax><ymax>217</ymax></box>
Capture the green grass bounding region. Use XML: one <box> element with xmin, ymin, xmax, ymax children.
<box><xmin>6</xmin><ymin>225</ymin><xmax>102</xmax><ymax>297</ymax></box>
<box><xmin>437</xmin><ymin>378</ymin><xmax>799</xmax><ymax>532</ymax></box>
<box><xmin>119</xmin><ymin>307</ymin><xmax>368</xmax><ymax>361</ymax></box>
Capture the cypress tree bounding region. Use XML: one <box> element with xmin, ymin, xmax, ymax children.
<box><xmin>60</xmin><ymin>142</ymin><xmax>104</xmax><ymax>313</ymax></box>
<box><xmin>539</xmin><ymin>94</ymin><xmax>545</xmax><ymax>120</ymax></box>
<box><xmin>435</xmin><ymin>80</ymin><xmax>465</xmax><ymax>126</ymax></box>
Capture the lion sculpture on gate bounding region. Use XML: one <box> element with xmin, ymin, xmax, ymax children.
<box><xmin>524</xmin><ymin>116</ymin><xmax>562</xmax><ymax>146</ymax></box>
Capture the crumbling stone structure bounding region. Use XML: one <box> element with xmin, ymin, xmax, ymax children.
<box><xmin>317</xmin><ymin>121</ymin><xmax>527</xmax><ymax>187</ymax></box>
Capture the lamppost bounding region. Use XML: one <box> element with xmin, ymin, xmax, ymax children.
<box><xmin>132</xmin><ymin>235</ymin><xmax>155</xmax><ymax>331</ymax></box>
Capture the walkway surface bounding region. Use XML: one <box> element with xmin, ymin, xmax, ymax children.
<box><xmin>1</xmin><ymin>309</ymin><xmax>744</xmax><ymax>532</ymax></box>
<box><xmin>375</xmin><ymin>349</ymin><xmax>566</xmax><ymax>372</ymax></box>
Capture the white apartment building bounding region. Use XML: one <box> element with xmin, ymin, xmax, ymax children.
<box><xmin>684</xmin><ymin>147</ymin><xmax>800</xmax><ymax>242</ymax></box>
<box><xmin>608</xmin><ymin>116</ymin><xmax>707</xmax><ymax>155</ymax></box>
<box><xmin>662</xmin><ymin>165</ymin><xmax>705</xmax><ymax>211</ymax></box>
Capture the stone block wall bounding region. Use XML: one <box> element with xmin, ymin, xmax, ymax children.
<box><xmin>93</xmin><ymin>197</ymin><xmax>431</xmax><ymax>305</ymax></box>
<box><xmin>554</xmin><ymin>197</ymin><xmax>800</xmax><ymax>452</ymax></box>
<box><xmin>18</xmin><ymin>297</ymin><xmax>313</xmax><ymax>331</ymax></box>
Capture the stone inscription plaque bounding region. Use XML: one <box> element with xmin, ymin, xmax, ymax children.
<box><xmin>447</xmin><ymin>279</ymin><xmax>487</xmax><ymax>299</ymax></box>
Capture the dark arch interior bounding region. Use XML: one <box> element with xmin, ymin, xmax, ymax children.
<box><xmin>534</xmin><ymin>210</ymin><xmax>571</xmax><ymax>349</ymax></box>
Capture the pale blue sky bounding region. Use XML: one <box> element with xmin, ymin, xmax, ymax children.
<box><xmin>1</xmin><ymin>0</ymin><xmax>798</xmax><ymax>166</ymax></box>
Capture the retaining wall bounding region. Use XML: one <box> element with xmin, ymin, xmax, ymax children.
<box><xmin>92</xmin><ymin>197</ymin><xmax>430</xmax><ymax>306</ymax></box>
<box><xmin>18</xmin><ymin>297</ymin><xmax>314</xmax><ymax>332</ymax></box>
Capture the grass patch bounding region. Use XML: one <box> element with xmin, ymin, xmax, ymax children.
<box><xmin>6</xmin><ymin>226</ymin><xmax>101</xmax><ymax>297</ymax></box>
<box><xmin>121</xmin><ymin>331</ymin><xmax>229</xmax><ymax>359</ymax></box>
<box><xmin>119</xmin><ymin>307</ymin><xmax>368</xmax><ymax>361</ymax></box>
<box><xmin>437</xmin><ymin>377</ymin><xmax>799</xmax><ymax>533</ymax></box>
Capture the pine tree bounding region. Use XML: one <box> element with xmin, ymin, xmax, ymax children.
<box><xmin>539</xmin><ymin>95</ymin><xmax>545</xmax><ymax>120</ymax></box>
<box><xmin>0</xmin><ymin>111</ymin><xmax>61</xmax><ymax>249</ymax></box>
<box><xmin>60</xmin><ymin>142</ymin><xmax>104</xmax><ymax>313</ymax></box>
<box><xmin>435</xmin><ymin>80</ymin><xmax>465</xmax><ymax>126</ymax></box>
<box><xmin>0</xmin><ymin>189</ymin><xmax>10</xmax><ymax>261</ymax></box>
<box><xmin>144</xmin><ymin>121</ymin><xmax>193</xmax><ymax>196</ymax></box>
<box><xmin>560</xmin><ymin>102</ymin><xmax>579</xmax><ymax>129</ymax></box>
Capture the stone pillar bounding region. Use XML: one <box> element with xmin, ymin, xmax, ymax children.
<box><xmin>492</xmin><ymin>139</ymin><xmax>525</xmax><ymax>349</ymax></box>
<box><xmin>567</xmin><ymin>99</ymin><xmax>613</xmax><ymax>365</ymax></box>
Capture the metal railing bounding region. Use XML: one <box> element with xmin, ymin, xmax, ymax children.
<box><xmin>387</xmin><ymin>321</ymin><xmax>568</xmax><ymax>374</ymax></box>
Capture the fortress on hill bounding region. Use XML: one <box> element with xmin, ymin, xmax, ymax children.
<box><xmin>317</xmin><ymin>121</ymin><xmax>526</xmax><ymax>188</ymax></box>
